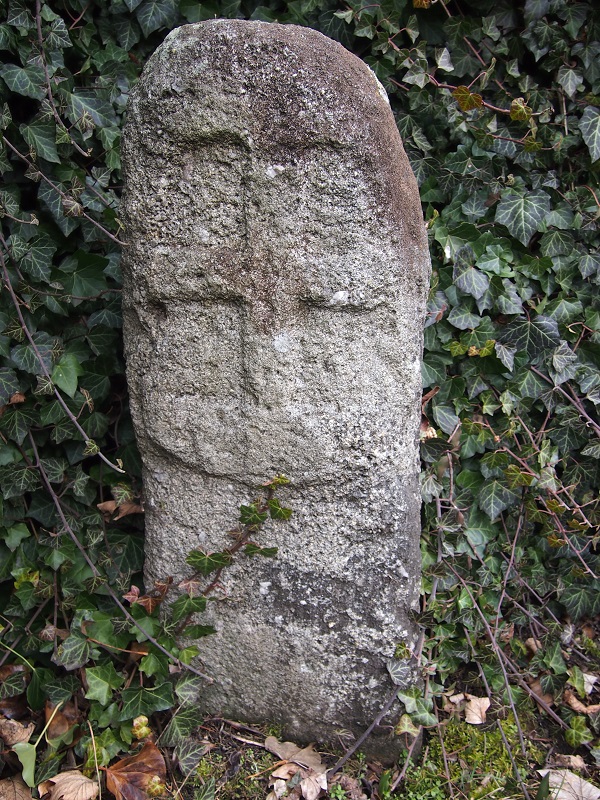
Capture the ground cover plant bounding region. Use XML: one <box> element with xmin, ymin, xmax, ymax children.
<box><xmin>0</xmin><ymin>0</ymin><xmax>599</xmax><ymax>797</ymax></box>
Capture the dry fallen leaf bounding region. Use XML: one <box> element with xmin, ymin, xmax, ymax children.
<box><xmin>564</xmin><ymin>689</ymin><xmax>600</xmax><ymax>716</ymax></box>
<box><xmin>104</xmin><ymin>741</ymin><xmax>166</xmax><ymax>800</ymax></box>
<box><xmin>333</xmin><ymin>775</ymin><xmax>367</xmax><ymax>800</ymax></box>
<box><xmin>583</xmin><ymin>673</ymin><xmax>598</xmax><ymax>695</ymax></box>
<box><xmin>97</xmin><ymin>501</ymin><xmax>143</xmax><ymax>519</ymax></box>
<box><xmin>265</xmin><ymin>737</ymin><xmax>327</xmax><ymax>800</ymax></box>
<box><xmin>528</xmin><ymin>677</ymin><xmax>554</xmax><ymax>710</ymax></box>
<box><xmin>300</xmin><ymin>770</ymin><xmax>327</xmax><ymax>800</ymax></box>
<box><xmin>464</xmin><ymin>694</ymin><xmax>490</xmax><ymax>725</ymax></box>
<box><xmin>538</xmin><ymin>769</ymin><xmax>600</xmax><ymax>800</ymax></box>
<box><xmin>45</xmin><ymin>701</ymin><xmax>79</xmax><ymax>741</ymax></box>
<box><xmin>0</xmin><ymin>717</ymin><xmax>35</xmax><ymax>746</ymax></box>
<box><xmin>264</xmin><ymin>738</ymin><xmax>323</xmax><ymax>772</ymax></box>
<box><xmin>554</xmin><ymin>755</ymin><xmax>587</xmax><ymax>771</ymax></box>
<box><xmin>525</xmin><ymin>637</ymin><xmax>542</xmax><ymax>655</ymax></box>
<box><xmin>0</xmin><ymin>775</ymin><xmax>31</xmax><ymax>800</ymax></box>
<box><xmin>38</xmin><ymin>771</ymin><xmax>99</xmax><ymax>800</ymax></box>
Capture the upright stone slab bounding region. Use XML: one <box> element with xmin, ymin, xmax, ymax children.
<box><xmin>121</xmin><ymin>20</ymin><xmax>430</xmax><ymax>752</ymax></box>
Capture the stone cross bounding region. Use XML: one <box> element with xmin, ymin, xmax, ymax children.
<box><xmin>121</xmin><ymin>19</ymin><xmax>430</xmax><ymax>755</ymax></box>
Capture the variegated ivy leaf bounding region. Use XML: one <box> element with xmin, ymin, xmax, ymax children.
<box><xmin>580</xmin><ymin>106</ymin><xmax>600</xmax><ymax>162</ymax></box>
<box><xmin>495</xmin><ymin>190</ymin><xmax>551</xmax><ymax>246</ymax></box>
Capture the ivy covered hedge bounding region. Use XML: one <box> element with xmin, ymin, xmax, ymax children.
<box><xmin>0</xmin><ymin>0</ymin><xmax>599</xmax><ymax>792</ymax></box>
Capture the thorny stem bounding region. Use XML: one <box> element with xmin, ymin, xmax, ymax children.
<box><xmin>27</xmin><ymin>432</ymin><xmax>212</xmax><ymax>682</ymax></box>
<box><xmin>0</xmin><ymin>243</ymin><xmax>125</xmax><ymax>474</ymax></box>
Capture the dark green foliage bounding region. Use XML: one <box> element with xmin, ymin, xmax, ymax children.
<box><xmin>0</xmin><ymin>0</ymin><xmax>598</xmax><ymax>787</ymax></box>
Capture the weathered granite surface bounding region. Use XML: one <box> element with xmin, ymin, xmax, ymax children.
<box><xmin>121</xmin><ymin>19</ymin><xmax>430</xmax><ymax>753</ymax></box>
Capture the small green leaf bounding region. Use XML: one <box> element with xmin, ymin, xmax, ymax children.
<box><xmin>118</xmin><ymin>682</ymin><xmax>174</xmax><ymax>721</ymax></box>
<box><xmin>478</xmin><ymin>480</ymin><xmax>520</xmax><ymax>521</ymax></box>
<box><xmin>557</xmin><ymin>67</ymin><xmax>583</xmax><ymax>98</ymax></box>
<box><xmin>452</xmin><ymin>85</ymin><xmax>483</xmax><ymax>111</ymax></box>
<box><xmin>161</xmin><ymin>706</ymin><xmax>198</xmax><ymax>746</ymax></box>
<box><xmin>0</xmin><ymin>367</ymin><xmax>20</xmax><ymax>405</ymax></box>
<box><xmin>51</xmin><ymin>354</ymin><xmax>83</xmax><ymax>398</ymax></box>
<box><xmin>20</xmin><ymin>120</ymin><xmax>60</xmax><ymax>163</ymax></box>
<box><xmin>510</xmin><ymin>97</ymin><xmax>532</xmax><ymax>121</ymax></box>
<box><xmin>182</xmin><ymin>624</ymin><xmax>216</xmax><ymax>639</ymax></box>
<box><xmin>175</xmin><ymin>673</ymin><xmax>204</xmax><ymax>705</ymax></box>
<box><xmin>240</xmin><ymin>504</ymin><xmax>268</xmax><ymax>525</ymax></box>
<box><xmin>0</xmin><ymin>65</ymin><xmax>45</xmax><ymax>100</ymax></box>
<box><xmin>244</xmin><ymin>543</ymin><xmax>278</xmax><ymax>557</ymax></box>
<box><xmin>495</xmin><ymin>190</ymin><xmax>551</xmax><ymax>246</ymax></box>
<box><xmin>52</xmin><ymin>632</ymin><xmax>91</xmax><ymax>671</ymax></box>
<box><xmin>580</xmin><ymin>107</ymin><xmax>600</xmax><ymax>162</ymax></box>
<box><xmin>175</xmin><ymin>739</ymin><xmax>208</xmax><ymax>778</ymax></box>
<box><xmin>501</xmin><ymin>316</ymin><xmax>560</xmax><ymax>358</ymax></box>
<box><xmin>12</xmin><ymin>741</ymin><xmax>37</xmax><ymax>787</ymax></box>
<box><xmin>185</xmin><ymin>549</ymin><xmax>232</xmax><ymax>575</ymax></box>
<box><xmin>170</xmin><ymin>594</ymin><xmax>207</xmax><ymax>623</ymax></box>
<box><xmin>397</xmin><ymin>686</ymin><xmax>437</xmax><ymax>727</ymax></box>
<box><xmin>84</xmin><ymin>663</ymin><xmax>124</xmax><ymax>705</ymax></box>
<box><xmin>4</xmin><ymin>523</ymin><xmax>30</xmax><ymax>551</ymax></box>
<box><xmin>267</xmin><ymin>498</ymin><xmax>292</xmax><ymax>520</ymax></box>
<box><xmin>135</xmin><ymin>0</ymin><xmax>177</xmax><ymax>36</ymax></box>
<box><xmin>565</xmin><ymin>716</ymin><xmax>593</xmax><ymax>748</ymax></box>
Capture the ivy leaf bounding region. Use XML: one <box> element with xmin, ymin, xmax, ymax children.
<box><xmin>135</xmin><ymin>0</ymin><xmax>178</xmax><ymax>36</ymax></box>
<box><xmin>64</xmin><ymin>92</ymin><xmax>117</xmax><ymax>130</ymax></box>
<box><xmin>1</xmin><ymin>466</ymin><xmax>40</xmax><ymax>499</ymax></box>
<box><xmin>39</xmin><ymin>457</ymin><xmax>67</xmax><ymax>483</ymax></box>
<box><xmin>447</xmin><ymin>304</ymin><xmax>481</xmax><ymax>330</ymax></box>
<box><xmin>182</xmin><ymin>624</ymin><xmax>216</xmax><ymax>639</ymax></box>
<box><xmin>51</xmin><ymin>354</ymin><xmax>83</xmax><ymax>398</ymax></box>
<box><xmin>185</xmin><ymin>549</ymin><xmax>232</xmax><ymax>575</ymax></box>
<box><xmin>38</xmin><ymin>181</ymin><xmax>79</xmax><ymax>235</ymax></box>
<box><xmin>85</xmin><ymin>663</ymin><xmax>125</xmax><ymax>705</ymax></box>
<box><xmin>397</xmin><ymin>686</ymin><xmax>437</xmax><ymax>727</ymax></box>
<box><xmin>478</xmin><ymin>480</ymin><xmax>520</xmax><ymax>521</ymax></box>
<box><xmin>0</xmin><ymin>367</ymin><xmax>20</xmax><ymax>405</ymax></box>
<box><xmin>501</xmin><ymin>316</ymin><xmax>560</xmax><ymax>358</ymax></box>
<box><xmin>240</xmin><ymin>504</ymin><xmax>268</xmax><ymax>525</ymax></box>
<box><xmin>387</xmin><ymin>659</ymin><xmax>413</xmax><ymax>688</ymax></box>
<box><xmin>52</xmin><ymin>632</ymin><xmax>91</xmax><ymax>671</ymax></box>
<box><xmin>557</xmin><ymin>67</ymin><xmax>583</xmax><ymax>98</ymax></box>
<box><xmin>118</xmin><ymin>683</ymin><xmax>174</xmax><ymax>721</ymax></box>
<box><xmin>20</xmin><ymin>235</ymin><xmax>57</xmax><ymax>282</ymax></box>
<box><xmin>0</xmin><ymin>64</ymin><xmax>45</xmax><ymax>100</ymax></box>
<box><xmin>20</xmin><ymin>120</ymin><xmax>60</xmax><ymax>163</ymax></box>
<box><xmin>267</xmin><ymin>498</ymin><xmax>292</xmax><ymax>520</ymax></box>
<box><xmin>560</xmin><ymin>585</ymin><xmax>593</xmax><ymax>620</ymax></box>
<box><xmin>11</xmin><ymin>332</ymin><xmax>56</xmax><ymax>374</ymax></box>
<box><xmin>161</xmin><ymin>706</ymin><xmax>198</xmax><ymax>747</ymax></box>
<box><xmin>580</xmin><ymin>107</ymin><xmax>600</xmax><ymax>162</ymax></box>
<box><xmin>175</xmin><ymin>739</ymin><xmax>208</xmax><ymax>778</ymax></box>
<box><xmin>495</xmin><ymin>190</ymin><xmax>551</xmax><ymax>245</ymax></box>
<box><xmin>170</xmin><ymin>594</ymin><xmax>207</xmax><ymax>623</ymax></box>
<box><xmin>0</xmin><ymin>406</ymin><xmax>37</xmax><ymax>445</ymax></box>
<box><xmin>453</xmin><ymin>247</ymin><xmax>490</xmax><ymax>300</ymax></box>
<box><xmin>452</xmin><ymin>85</ymin><xmax>483</xmax><ymax>111</ymax></box>
<box><xmin>244</xmin><ymin>543</ymin><xmax>278</xmax><ymax>557</ymax></box>
<box><xmin>565</xmin><ymin>716</ymin><xmax>593</xmax><ymax>748</ymax></box>
<box><xmin>174</xmin><ymin>674</ymin><xmax>204</xmax><ymax>705</ymax></box>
